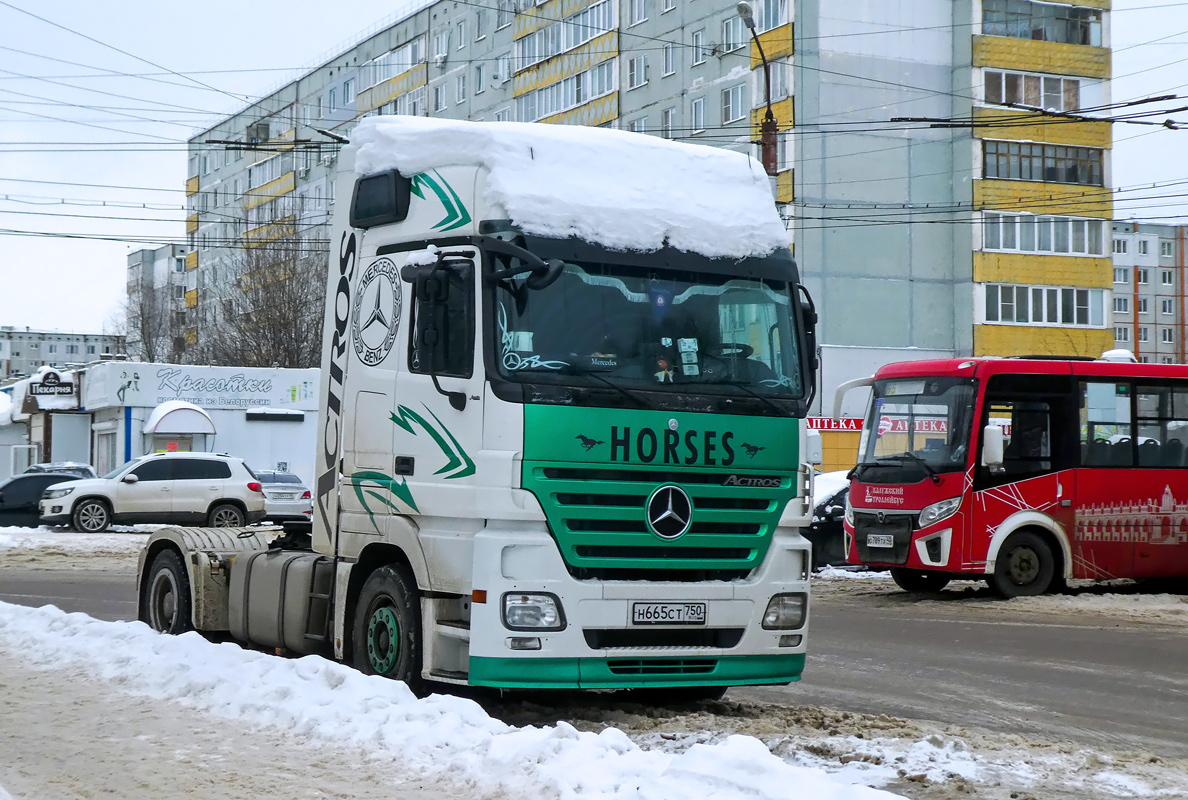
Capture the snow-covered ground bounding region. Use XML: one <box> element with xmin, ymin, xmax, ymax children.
<box><xmin>0</xmin><ymin>525</ymin><xmax>150</xmax><ymax>571</ymax></box>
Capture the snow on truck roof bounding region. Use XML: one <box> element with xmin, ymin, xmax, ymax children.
<box><xmin>350</xmin><ymin>116</ymin><xmax>790</xmax><ymax>260</ymax></box>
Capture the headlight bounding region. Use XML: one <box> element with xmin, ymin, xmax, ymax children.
<box><xmin>762</xmin><ymin>593</ymin><xmax>807</xmax><ymax>630</ymax></box>
<box><xmin>43</xmin><ymin>487</ymin><xmax>75</xmax><ymax>500</ymax></box>
<box><xmin>844</xmin><ymin>495</ymin><xmax>854</xmax><ymax>526</ymax></box>
<box><xmin>918</xmin><ymin>496</ymin><xmax>962</xmax><ymax>527</ymax></box>
<box><xmin>502</xmin><ymin>592</ymin><xmax>566</xmax><ymax>631</ymax></box>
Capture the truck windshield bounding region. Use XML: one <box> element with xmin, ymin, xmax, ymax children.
<box><xmin>490</xmin><ymin>260</ymin><xmax>804</xmax><ymax>404</ymax></box>
<box><xmin>855</xmin><ymin>377</ymin><xmax>976</xmax><ymax>482</ymax></box>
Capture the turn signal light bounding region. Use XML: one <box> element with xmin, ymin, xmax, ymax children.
<box><xmin>301</xmin><ymin>490</ymin><xmax>312</xmax><ymax>499</ymax></box>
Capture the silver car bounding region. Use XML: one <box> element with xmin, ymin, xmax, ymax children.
<box><xmin>253</xmin><ymin>470</ymin><xmax>312</xmax><ymax>522</ymax></box>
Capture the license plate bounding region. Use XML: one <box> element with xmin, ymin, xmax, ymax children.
<box><xmin>272</xmin><ymin>492</ymin><xmax>296</xmax><ymax>500</ymax></box>
<box><xmin>631</xmin><ymin>602</ymin><xmax>706</xmax><ymax>625</ymax></box>
<box><xmin>867</xmin><ymin>533</ymin><xmax>895</xmax><ymax>548</ymax></box>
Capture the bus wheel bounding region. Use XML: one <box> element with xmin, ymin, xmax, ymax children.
<box><xmin>890</xmin><ymin>568</ymin><xmax>951</xmax><ymax>593</ymax></box>
<box><xmin>352</xmin><ymin>565</ymin><xmax>423</xmax><ymax>695</ymax></box>
<box><xmin>991</xmin><ymin>531</ymin><xmax>1054</xmax><ymax>598</ymax></box>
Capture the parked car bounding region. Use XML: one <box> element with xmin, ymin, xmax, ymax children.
<box><xmin>253</xmin><ymin>470</ymin><xmax>313</xmax><ymax>522</ymax></box>
<box><xmin>0</xmin><ymin>473</ymin><xmax>80</xmax><ymax>528</ymax></box>
<box><xmin>38</xmin><ymin>452</ymin><xmax>267</xmax><ymax>532</ymax></box>
<box><xmin>805</xmin><ymin>471</ymin><xmax>851</xmax><ymax>570</ymax></box>
<box><xmin>25</xmin><ymin>462</ymin><xmax>97</xmax><ymax>479</ymax></box>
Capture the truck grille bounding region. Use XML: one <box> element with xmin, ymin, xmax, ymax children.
<box><xmin>523</xmin><ymin>464</ymin><xmax>791</xmax><ymax>580</ymax></box>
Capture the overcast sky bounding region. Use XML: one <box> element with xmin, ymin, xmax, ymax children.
<box><xmin>0</xmin><ymin>0</ymin><xmax>1184</xmax><ymax>334</ymax></box>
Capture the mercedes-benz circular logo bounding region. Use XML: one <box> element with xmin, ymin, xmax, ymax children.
<box><xmin>351</xmin><ymin>257</ymin><xmax>402</xmax><ymax>366</ymax></box>
<box><xmin>646</xmin><ymin>485</ymin><xmax>693</xmax><ymax>539</ymax></box>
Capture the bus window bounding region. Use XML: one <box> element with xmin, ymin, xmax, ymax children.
<box><xmin>985</xmin><ymin>400</ymin><xmax>1052</xmax><ymax>478</ymax></box>
<box><xmin>1135</xmin><ymin>384</ymin><xmax>1188</xmax><ymax>467</ymax></box>
<box><xmin>1080</xmin><ymin>381</ymin><xmax>1133</xmax><ymax>466</ymax></box>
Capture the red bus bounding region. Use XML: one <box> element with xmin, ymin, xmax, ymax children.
<box><xmin>834</xmin><ymin>356</ymin><xmax>1188</xmax><ymax>596</ymax></box>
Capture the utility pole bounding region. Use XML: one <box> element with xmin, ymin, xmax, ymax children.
<box><xmin>738</xmin><ymin>2</ymin><xmax>778</xmax><ymax>177</ymax></box>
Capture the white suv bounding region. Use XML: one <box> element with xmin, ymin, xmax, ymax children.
<box><xmin>39</xmin><ymin>452</ymin><xmax>267</xmax><ymax>532</ymax></box>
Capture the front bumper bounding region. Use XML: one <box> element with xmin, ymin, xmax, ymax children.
<box><xmin>39</xmin><ymin>500</ymin><xmax>71</xmax><ymax>525</ymax></box>
<box><xmin>467</xmin><ymin>521</ymin><xmax>811</xmax><ymax>689</ymax></box>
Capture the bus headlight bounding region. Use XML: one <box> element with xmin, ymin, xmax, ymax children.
<box><xmin>762</xmin><ymin>593</ymin><xmax>807</xmax><ymax>630</ymax></box>
<box><xmin>502</xmin><ymin>593</ymin><xmax>566</xmax><ymax>631</ymax></box>
<box><xmin>918</xmin><ymin>497</ymin><xmax>962</xmax><ymax>527</ymax></box>
<box><xmin>844</xmin><ymin>495</ymin><xmax>854</xmax><ymax>526</ymax></box>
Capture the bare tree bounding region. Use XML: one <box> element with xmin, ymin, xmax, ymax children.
<box><xmin>124</xmin><ymin>280</ymin><xmax>182</xmax><ymax>363</ymax></box>
<box><xmin>198</xmin><ymin>232</ymin><xmax>327</xmax><ymax>369</ymax></box>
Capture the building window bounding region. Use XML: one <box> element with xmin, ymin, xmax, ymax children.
<box><xmin>691</xmin><ymin>97</ymin><xmax>705</xmax><ymax>132</ymax></box>
<box><xmin>1164</xmin><ymin>329</ymin><xmax>1176</xmax><ymax>344</ymax></box>
<box><xmin>515</xmin><ymin>0</ymin><xmax>613</xmax><ymax>72</ymax></box>
<box><xmin>1138</xmin><ymin>268</ymin><xmax>1149</xmax><ymax>285</ymax></box>
<box><xmin>628</xmin><ymin>55</ymin><xmax>649</xmax><ymax>88</ymax></box>
<box><xmin>661</xmin><ymin>107</ymin><xmax>675</xmax><ymax>138</ymax></box>
<box><xmin>497</xmin><ymin>0</ymin><xmax>512</xmax><ymax>29</ymax></box>
<box><xmin>662</xmin><ymin>0</ymin><xmax>675</xmax><ymax>11</ymax></box>
<box><xmin>627</xmin><ymin>117</ymin><xmax>647</xmax><ymax>133</ymax></box>
<box><xmin>1113</xmin><ymin>238</ymin><xmax>1128</xmax><ymax>254</ymax></box>
<box><xmin>1114</xmin><ymin>268</ymin><xmax>1129</xmax><ymax>283</ymax></box>
<box><xmin>1116</xmin><ymin>327</ymin><xmax>1130</xmax><ymax>342</ymax></box>
<box><xmin>984</xmin><ymin>70</ymin><xmax>1080</xmax><ymax>112</ymax></box>
<box><xmin>1137</xmin><ymin>298</ymin><xmax>1149</xmax><ymax>314</ymax></box>
<box><xmin>1162</xmin><ymin>356</ymin><xmax>1175</xmax><ymax>364</ymax></box>
<box><xmin>983</xmin><ymin>283</ymin><xmax>1105</xmax><ymax>327</ymax></box>
<box><xmin>1139</xmin><ymin>240</ymin><xmax>1149</xmax><ymax>255</ymax></box>
<box><xmin>475</xmin><ymin>11</ymin><xmax>486</xmax><ymax>40</ymax></box>
<box><xmin>515</xmin><ymin>60</ymin><xmax>615</xmax><ymax>121</ymax></box>
<box><xmin>48</xmin><ymin>344</ymin><xmax>57</xmax><ymax>354</ymax></box>
<box><xmin>663</xmin><ymin>43</ymin><xmax>675</xmax><ymax>76</ymax></box>
<box><xmin>343</xmin><ymin>79</ymin><xmax>355</xmax><ymax>105</ymax></box>
<box><xmin>457</xmin><ymin>20</ymin><xmax>466</xmax><ymax>48</ymax></box>
<box><xmin>722</xmin><ymin>84</ymin><xmax>745</xmax><ymax>124</ymax></box>
<box><xmin>722</xmin><ymin>17</ymin><xmax>746</xmax><ymax>52</ymax></box>
<box><xmin>66</xmin><ymin>344</ymin><xmax>78</xmax><ymax>355</ymax></box>
<box><xmin>87</xmin><ymin>345</ymin><xmax>95</xmax><ymax>355</ymax></box>
<box><xmin>497</xmin><ymin>53</ymin><xmax>512</xmax><ymax>83</ymax></box>
<box><xmin>629</xmin><ymin>0</ymin><xmax>648</xmax><ymax>26</ymax></box>
<box><xmin>1138</xmin><ymin>327</ymin><xmax>1150</xmax><ymax>342</ymax></box>
<box><xmin>982</xmin><ymin>213</ymin><xmax>1104</xmax><ymax>256</ymax></box>
<box><xmin>433</xmin><ymin>84</ymin><xmax>447</xmax><ymax>111</ymax></box>
<box><xmin>1161</xmin><ymin>270</ymin><xmax>1174</xmax><ymax>286</ymax></box>
<box><xmin>756</xmin><ymin>0</ymin><xmax>788</xmax><ymax>32</ymax></box>
<box><xmin>982</xmin><ymin>141</ymin><xmax>1103</xmax><ymax>186</ymax></box>
<box><xmin>1162</xmin><ymin>241</ymin><xmax>1175</xmax><ymax>257</ymax></box>
<box><xmin>495</xmin><ymin>107</ymin><xmax>512</xmax><ymax>122</ymax></box>
<box><xmin>456</xmin><ymin>74</ymin><xmax>467</xmax><ymax>102</ymax></box>
<box><xmin>692</xmin><ymin>30</ymin><xmax>706</xmax><ymax>65</ymax></box>
<box><xmin>982</xmin><ymin>0</ymin><xmax>1102</xmax><ymax>47</ymax></box>
<box><xmin>1162</xmin><ymin>298</ymin><xmax>1175</xmax><ymax>315</ymax></box>
<box><xmin>1114</xmin><ymin>297</ymin><xmax>1129</xmax><ymax>314</ymax></box>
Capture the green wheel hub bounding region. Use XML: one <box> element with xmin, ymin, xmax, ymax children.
<box><xmin>366</xmin><ymin>606</ymin><xmax>400</xmax><ymax>674</ymax></box>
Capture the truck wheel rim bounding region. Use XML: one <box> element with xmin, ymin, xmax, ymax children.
<box><xmin>367</xmin><ymin>606</ymin><xmax>400</xmax><ymax>673</ymax></box>
<box><xmin>1007</xmin><ymin>546</ymin><xmax>1040</xmax><ymax>585</ymax></box>
<box><xmin>149</xmin><ymin>570</ymin><xmax>178</xmax><ymax>631</ymax></box>
<box><xmin>79</xmin><ymin>504</ymin><xmax>106</xmax><ymax>531</ymax></box>
<box><xmin>212</xmin><ymin>508</ymin><xmax>241</xmax><ymax>527</ymax></box>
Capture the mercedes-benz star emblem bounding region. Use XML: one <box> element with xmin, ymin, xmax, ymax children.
<box><xmin>646</xmin><ymin>485</ymin><xmax>693</xmax><ymax>539</ymax></box>
<box><xmin>351</xmin><ymin>257</ymin><xmax>402</xmax><ymax>367</ymax></box>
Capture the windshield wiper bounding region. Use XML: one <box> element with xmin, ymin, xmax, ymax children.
<box><xmin>697</xmin><ymin>351</ymin><xmax>786</xmax><ymax>415</ymax></box>
<box><xmin>559</xmin><ymin>365</ymin><xmax>652</xmax><ymax>409</ymax></box>
<box><xmin>874</xmin><ymin>453</ymin><xmax>942</xmax><ymax>485</ymax></box>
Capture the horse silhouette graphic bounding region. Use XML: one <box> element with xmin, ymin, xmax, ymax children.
<box><xmin>742</xmin><ymin>443</ymin><xmax>765</xmax><ymax>459</ymax></box>
<box><xmin>575</xmin><ymin>434</ymin><xmax>604</xmax><ymax>452</ymax></box>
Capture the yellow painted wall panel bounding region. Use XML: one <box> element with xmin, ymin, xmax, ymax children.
<box><xmin>514</xmin><ymin>31</ymin><xmax>617</xmax><ymax>96</ymax></box>
<box><xmin>242</xmin><ymin>172</ymin><xmax>295</xmax><ymax>211</ymax></box>
<box><xmin>750</xmin><ymin>96</ymin><xmax>793</xmax><ymax>130</ymax></box>
<box><xmin>750</xmin><ymin>23</ymin><xmax>792</xmax><ymax>68</ymax></box>
<box><xmin>972</xmin><ymin>35</ymin><xmax>1110</xmax><ymax>79</ymax></box>
<box><xmin>184</xmin><ymin>328</ymin><xmax>197</xmax><ymax>346</ymax></box>
<box><xmin>515</xmin><ymin>0</ymin><xmax>599</xmax><ymax>40</ymax></box>
<box><xmin>185</xmin><ymin>214</ymin><xmax>199</xmax><ymax>234</ymax></box>
<box><xmin>244</xmin><ymin>215</ymin><xmax>297</xmax><ymax>249</ymax></box>
<box><xmin>539</xmin><ymin>93</ymin><xmax>618</xmax><ymax>126</ymax></box>
<box><xmin>776</xmin><ymin>170</ymin><xmax>794</xmax><ymax>203</ymax></box>
<box><xmin>185</xmin><ymin>176</ymin><xmax>199</xmax><ymax>196</ymax></box>
<box><xmin>356</xmin><ymin>63</ymin><xmax>428</xmax><ymax>113</ymax></box>
<box><xmin>973</xmin><ymin>324</ymin><xmax>1112</xmax><ymax>358</ymax></box>
<box><xmin>973</xmin><ymin>253</ymin><xmax>1112</xmax><ymax>287</ymax></box>
<box><xmin>184</xmin><ymin>251</ymin><xmax>197</xmax><ymax>271</ymax></box>
<box><xmin>973</xmin><ymin>107</ymin><xmax>1111</xmax><ymax>149</ymax></box>
<box><xmin>975</xmin><ymin>179</ymin><xmax>1113</xmax><ymax>218</ymax></box>
<box><xmin>184</xmin><ymin>289</ymin><xmax>198</xmax><ymax>309</ymax></box>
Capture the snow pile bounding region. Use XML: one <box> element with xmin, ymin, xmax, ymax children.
<box><xmin>351</xmin><ymin>116</ymin><xmax>789</xmax><ymax>260</ymax></box>
<box><xmin>0</xmin><ymin>601</ymin><xmax>904</xmax><ymax>800</ymax></box>
<box><xmin>815</xmin><ymin>567</ymin><xmax>891</xmax><ymax>581</ymax></box>
<box><xmin>0</xmin><ymin>526</ymin><xmax>149</xmax><ymax>554</ymax></box>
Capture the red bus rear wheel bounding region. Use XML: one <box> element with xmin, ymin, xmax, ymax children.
<box><xmin>991</xmin><ymin>531</ymin><xmax>1054</xmax><ymax>598</ymax></box>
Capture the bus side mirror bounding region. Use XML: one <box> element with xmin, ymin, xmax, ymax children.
<box><xmin>981</xmin><ymin>425</ymin><xmax>1004</xmax><ymax>469</ymax></box>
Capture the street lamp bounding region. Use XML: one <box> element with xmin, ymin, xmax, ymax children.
<box><xmin>737</xmin><ymin>1</ymin><xmax>778</xmax><ymax>176</ymax></box>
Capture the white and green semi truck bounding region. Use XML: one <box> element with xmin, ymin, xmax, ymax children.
<box><xmin>137</xmin><ymin>117</ymin><xmax>821</xmax><ymax>696</ymax></box>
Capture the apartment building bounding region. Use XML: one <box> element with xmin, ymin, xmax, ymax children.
<box><xmin>0</xmin><ymin>328</ymin><xmax>124</xmax><ymax>380</ymax></box>
<box><xmin>179</xmin><ymin>0</ymin><xmax>794</xmax><ymax>357</ymax></box>
<box><xmin>1110</xmin><ymin>222</ymin><xmax>1188</xmax><ymax>363</ymax></box>
<box><xmin>125</xmin><ymin>244</ymin><xmax>189</xmax><ymax>362</ymax></box>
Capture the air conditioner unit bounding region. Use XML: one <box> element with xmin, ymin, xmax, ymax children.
<box><xmin>434</xmin><ymin>54</ymin><xmax>446</xmax><ymax>66</ymax></box>
<box><xmin>297</xmin><ymin>167</ymin><xmax>309</xmax><ymax>178</ymax></box>
<box><xmin>321</xmin><ymin>154</ymin><xmax>334</xmax><ymax>166</ymax></box>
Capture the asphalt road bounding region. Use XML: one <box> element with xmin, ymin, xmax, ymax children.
<box><xmin>3</xmin><ymin>568</ymin><xmax>1185</xmax><ymax>758</ymax></box>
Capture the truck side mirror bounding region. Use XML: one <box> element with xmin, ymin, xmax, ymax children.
<box><xmin>981</xmin><ymin>425</ymin><xmax>1004</xmax><ymax>470</ymax></box>
<box><xmin>797</xmin><ymin>284</ymin><xmax>820</xmax><ymax>413</ymax></box>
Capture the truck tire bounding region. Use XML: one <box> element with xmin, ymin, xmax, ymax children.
<box><xmin>72</xmin><ymin>498</ymin><xmax>111</xmax><ymax>533</ymax></box>
<box><xmin>890</xmin><ymin>568</ymin><xmax>951</xmax><ymax>593</ymax></box>
<box><xmin>207</xmin><ymin>503</ymin><xmax>245</xmax><ymax>528</ymax></box>
<box><xmin>142</xmin><ymin>549</ymin><xmax>194</xmax><ymax>634</ymax></box>
<box><xmin>352</xmin><ymin>565</ymin><xmax>423</xmax><ymax>695</ymax></box>
<box><xmin>990</xmin><ymin>531</ymin><xmax>1054</xmax><ymax>598</ymax></box>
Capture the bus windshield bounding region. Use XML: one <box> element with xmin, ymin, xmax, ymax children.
<box><xmin>491</xmin><ymin>260</ymin><xmax>805</xmax><ymax>404</ymax></box>
<box><xmin>855</xmin><ymin>377</ymin><xmax>977</xmax><ymax>482</ymax></box>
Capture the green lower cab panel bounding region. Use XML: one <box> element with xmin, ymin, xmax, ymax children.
<box><xmin>468</xmin><ymin>654</ymin><xmax>805</xmax><ymax>689</ymax></box>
